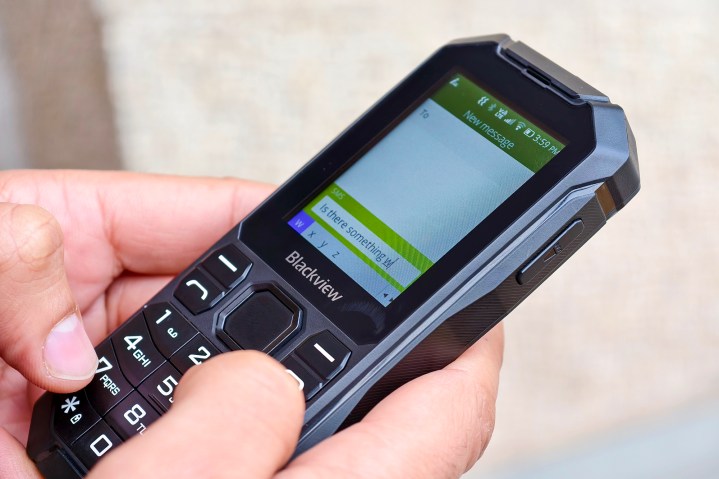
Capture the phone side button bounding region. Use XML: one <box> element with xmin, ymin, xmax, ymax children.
<box><xmin>517</xmin><ymin>219</ymin><xmax>584</xmax><ymax>285</ymax></box>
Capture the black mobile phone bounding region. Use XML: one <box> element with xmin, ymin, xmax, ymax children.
<box><xmin>27</xmin><ymin>34</ymin><xmax>639</xmax><ymax>478</ymax></box>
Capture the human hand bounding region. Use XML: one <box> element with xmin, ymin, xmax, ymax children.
<box><xmin>0</xmin><ymin>170</ymin><xmax>503</xmax><ymax>478</ymax></box>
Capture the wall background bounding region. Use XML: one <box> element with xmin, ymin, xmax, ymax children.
<box><xmin>1</xmin><ymin>0</ymin><xmax>718</xmax><ymax>476</ymax></box>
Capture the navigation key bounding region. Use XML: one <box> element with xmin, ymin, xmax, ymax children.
<box><xmin>202</xmin><ymin>245</ymin><xmax>252</xmax><ymax>289</ymax></box>
<box><xmin>295</xmin><ymin>331</ymin><xmax>351</xmax><ymax>381</ymax></box>
<box><xmin>281</xmin><ymin>356</ymin><xmax>323</xmax><ymax>401</ymax></box>
<box><xmin>175</xmin><ymin>269</ymin><xmax>223</xmax><ymax>315</ymax></box>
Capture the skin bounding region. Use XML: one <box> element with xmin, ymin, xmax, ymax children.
<box><xmin>0</xmin><ymin>170</ymin><xmax>503</xmax><ymax>478</ymax></box>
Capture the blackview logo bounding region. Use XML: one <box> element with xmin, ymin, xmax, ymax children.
<box><xmin>285</xmin><ymin>251</ymin><xmax>343</xmax><ymax>302</ymax></box>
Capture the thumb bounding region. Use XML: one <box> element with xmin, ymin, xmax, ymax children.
<box><xmin>88</xmin><ymin>351</ymin><xmax>305</xmax><ymax>478</ymax></box>
<box><xmin>0</xmin><ymin>203</ymin><xmax>97</xmax><ymax>392</ymax></box>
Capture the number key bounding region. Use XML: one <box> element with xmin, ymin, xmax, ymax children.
<box><xmin>138</xmin><ymin>362</ymin><xmax>183</xmax><ymax>412</ymax></box>
<box><xmin>111</xmin><ymin>315</ymin><xmax>164</xmax><ymax>386</ymax></box>
<box><xmin>171</xmin><ymin>335</ymin><xmax>220</xmax><ymax>373</ymax></box>
<box><xmin>85</xmin><ymin>340</ymin><xmax>132</xmax><ymax>415</ymax></box>
<box><xmin>143</xmin><ymin>303</ymin><xmax>198</xmax><ymax>357</ymax></box>
<box><xmin>71</xmin><ymin>421</ymin><xmax>121</xmax><ymax>470</ymax></box>
<box><xmin>105</xmin><ymin>392</ymin><xmax>160</xmax><ymax>440</ymax></box>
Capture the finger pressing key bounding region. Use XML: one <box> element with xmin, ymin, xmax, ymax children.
<box><xmin>0</xmin><ymin>203</ymin><xmax>97</xmax><ymax>392</ymax></box>
<box><xmin>88</xmin><ymin>351</ymin><xmax>305</xmax><ymax>479</ymax></box>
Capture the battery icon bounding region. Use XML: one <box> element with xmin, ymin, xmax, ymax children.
<box><xmin>523</xmin><ymin>128</ymin><xmax>536</xmax><ymax>138</ymax></box>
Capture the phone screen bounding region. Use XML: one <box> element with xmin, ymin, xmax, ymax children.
<box><xmin>288</xmin><ymin>73</ymin><xmax>565</xmax><ymax>306</ymax></box>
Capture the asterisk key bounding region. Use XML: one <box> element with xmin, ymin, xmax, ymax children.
<box><xmin>61</xmin><ymin>396</ymin><xmax>80</xmax><ymax>414</ymax></box>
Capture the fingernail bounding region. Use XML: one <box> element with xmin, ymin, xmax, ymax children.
<box><xmin>43</xmin><ymin>313</ymin><xmax>98</xmax><ymax>381</ymax></box>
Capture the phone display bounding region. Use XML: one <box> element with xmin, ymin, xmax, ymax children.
<box><xmin>288</xmin><ymin>72</ymin><xmax>565</xmax><ymax>306</ymax></box>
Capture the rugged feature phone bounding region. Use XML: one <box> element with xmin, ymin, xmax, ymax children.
<box><xmin>27</xmin><ymin>34</ymin><xmax>640</xmax><ymax>477</ymax></box>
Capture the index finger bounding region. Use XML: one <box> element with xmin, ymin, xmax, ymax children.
<box><xmin>87</xmin><ymin>351</ymin><xmax>304</xmax><ymax>478</ymax></box>
<box><xmin>0</xmin><ymin>170</ymin><xmax>274</xmax><ymax>275</ymax></box>
<box><xmin>97</xmin><ymin>172</ymin><xmax>274</xmax><ymax>274</ymax></box>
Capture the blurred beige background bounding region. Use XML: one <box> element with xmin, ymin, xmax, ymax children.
<box><xmin>1</xmin><ymin>0</ymin><xmax>718</xmax><ymax>476</ymax></box>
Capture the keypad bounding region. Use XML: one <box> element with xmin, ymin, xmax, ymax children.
<box><xmin>53</xmin><ymin>244</ymin><xmax>261</xmax><ymax>470</ymax></box>
<box><xmin>53</xmin><ymin>244</ymin><xmax>357</xmax><ymax>471</ymax></box>
<box><xmin>67</xmin><ymin>318</ymin><xmax>213</xmax><ymax>465</ymax></box>
<box><xmin>69</xmin><ymin>327</ymin><xmax>207</xmax><ymax>463</ymax></box>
